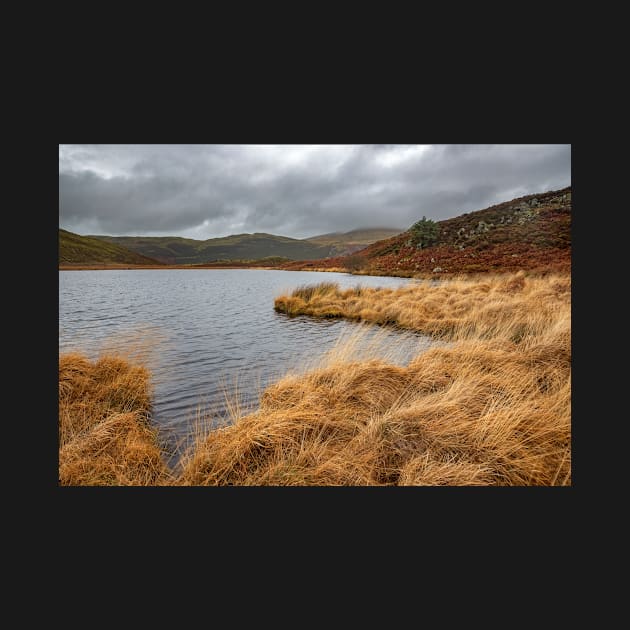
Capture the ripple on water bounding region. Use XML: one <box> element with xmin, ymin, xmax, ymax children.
<box><xmin>59</xmin><ymin>269</ymin><xmax>433</xmax><ymax>462</ymax></box>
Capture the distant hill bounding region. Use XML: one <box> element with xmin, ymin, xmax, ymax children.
<box><xmin>59</xmin><ymin>229</ymin><xmax>162</xmax><ymax>265</ymax></box>
<box><xmin>88</xmin><ymin>232</ymin><xmax>332</xmax><ymax>264</ymax></box>
<box><xmin>282</xmin><ymin>187</ymin><xmax>571</xmax><ymax>275</ymax></box>
<box><xmin>305</xmin><ymin>228</ymin><xmax>403</xmax><ymax>255</ymax></box>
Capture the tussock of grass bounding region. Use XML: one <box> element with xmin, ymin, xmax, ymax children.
<box><xmin>59</xmin><ymin>353</ymin><xmax>170</xmax><ymax>485</ymax></box>
<box><xmin>289</xmin><ymin>282</ymin><xmax>340</xmax><ymax>302</ymax></box>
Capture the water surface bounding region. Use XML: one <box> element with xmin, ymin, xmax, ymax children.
<box><xmin>59</xmin><ymin>269</ymin><xmax>431</xmax><ymax>463</ymax></box>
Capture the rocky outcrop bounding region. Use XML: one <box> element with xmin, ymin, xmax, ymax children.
<box><xmin>450</xmin><ymin>192</ymin><xmax>569</xmax><ymax>249</ymax></box>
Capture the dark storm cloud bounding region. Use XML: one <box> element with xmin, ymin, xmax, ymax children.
<box><xmin>59</xmin><ymin>144</ymin><xmax>570</xmax><ymax>239</ymax></box>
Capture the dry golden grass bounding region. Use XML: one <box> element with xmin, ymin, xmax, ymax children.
<box><xmin>275</xmin><ymin>271</ymin><xmax>570</xmax><ymax>342</ymax></box>
<box><xmin>59</xmin><ymin>353</ymin><xmax>170</xmax><ymax>485</ymax></box>
<box><xmin>176</xmin><ymin>272</ymin><xmax>570</xmax><ymax>485</ymax></box>
<box><xmin>60</xmin><ymin>271</ymin><xmax>571</xmax><ymax>486</ymax></box>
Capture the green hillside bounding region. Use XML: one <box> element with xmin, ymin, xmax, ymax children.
<box><xmin>59</xmin><ymin>229</ymin><xmax>162</xmax><ymax>265</ymax></box>
<box><xmin>89</xmin><ymin>232</ymin><xmax>332</xmax><ymax>264</ymax></box>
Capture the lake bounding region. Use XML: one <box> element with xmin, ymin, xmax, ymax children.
<box><xmin>59</xmin><ymin>269</ymin><xmax>433</xmax><ymax>466</ymax></box>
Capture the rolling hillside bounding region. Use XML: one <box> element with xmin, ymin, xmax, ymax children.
<box><xmin>282</xmin><ymin>186</ymin><xmax>571</xmax><ymax>275</ymax></box>
<box><xmin>89</xmin><ymin>232</ymin><xmax>332</xmax><ymax>264</ymax></box>
<box><xmin>305</xmin><ymin>228</ymin><xmax>403</xmax><ymax>255</ymax></box>
<box><xmin>59</xmin><ymin>229</ymin><xmax>162</xmax><ymax>265</ymax></box>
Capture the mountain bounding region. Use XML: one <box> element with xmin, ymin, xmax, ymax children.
<box><xmin>305</xmin><ymin>228</ymin><xmax>403</xmax><ymax>255</ymax></box>
<box><xmin>282</xmin><ymin>186</ymin><xmax>571</xmax><ymax>275</ymax></box>
<box><xmin>88</xmin><ymin>233</ymin><xmax>332</xmax><ymax>264</ymax></box>
<box><xmin>59</xmin><ymin>229</ymin><xmax>162</xmax><ymax>265</ymax></box>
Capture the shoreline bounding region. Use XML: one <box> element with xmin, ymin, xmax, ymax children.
<box><xmin>59</xmin><ymin>264</ymin><xmax>282</xmax><ymax>271</ymax></box>
<box><xmin>59</xmin><ymin>263</ymin><xmax>568</xmax><ymax>283</ymax></box>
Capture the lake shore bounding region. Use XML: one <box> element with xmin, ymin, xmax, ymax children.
<box><xmin>59</xmin><ymin>263</ymin><xmax>281</xmax><ymax>271</ymax></box>
<box><xmin>59</xmin><ymin>270</ymin><xmax>571</xmax><ymax>486</ymax></box>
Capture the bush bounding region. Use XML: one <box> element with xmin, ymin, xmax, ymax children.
<box><xmin>409</xmin><ymin>216</ymin><xmax>440</xmax><ymax>249</ymax></box>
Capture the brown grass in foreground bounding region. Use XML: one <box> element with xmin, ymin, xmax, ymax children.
<box><xmin>59</xmin><ymin>272</ymin><xmax>570</xmax><ymax>486</ymax></box>
<box><xmin>59</xmin><ymin>353</ymin><xmax>170</xmax><ymax>485</ymax></box>
<box><xmin>176</xmin><ymin>272</ymin><xmax>570</xmax><ymax>485</ymax></box>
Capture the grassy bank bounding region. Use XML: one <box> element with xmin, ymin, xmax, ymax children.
<box><xmin>59</xmin><ymin>271</ymin><xmax>571</xmax><ymax>485</ymax></box>
<box><xmin>59</xmin><ymin>353</ymin><xmax>170</xmax><ymax>485</ymax></box>
<box><xmin>274</xmin><ymin>272</ymin><xmax>569</xmax><ymax>340</ymax></box>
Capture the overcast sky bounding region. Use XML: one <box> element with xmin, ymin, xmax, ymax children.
<box><xmin>59</xmin><ymin>144</ymin><xmax>571</xmax><ymax>240</ymax></box>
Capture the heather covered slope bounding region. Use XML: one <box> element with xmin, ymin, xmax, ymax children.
<box><xmin>59</xmin><ymin>229</ymin><xmax>162</xmax><ymax>265</ymax></box>
<box><xmin>282</xmin><ymin>187</ymin><xmax>571</xmax><ymax>275</ymax></box>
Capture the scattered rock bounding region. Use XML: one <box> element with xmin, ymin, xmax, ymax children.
<box><xmin>551</xmin><ymin>192</ymin><xmax>571</xmax><ymax>204</ymax></box>
<box><xmin>432</xmin><ymin>267</ymin><xmax>443</xmax><ymax>273</ymax></box>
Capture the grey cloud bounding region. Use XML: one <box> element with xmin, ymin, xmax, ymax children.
<box><xmin>59</xmin><ymin>144</ymin><xmax>571</xmax><ymax>239</ymax></box>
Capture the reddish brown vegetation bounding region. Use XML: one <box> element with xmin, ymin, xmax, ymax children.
<box><xmin>281</xmin><ymin>187</ymin><xmax>571</xmax><ymax>277</ymax></box>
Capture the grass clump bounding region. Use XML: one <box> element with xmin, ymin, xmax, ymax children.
<box><xmin>59</xmin><ymin>352</ymin><xmax>170</xmax><ymax>485</ymax></box>
<box><xmin>290</xmin><ymin>282</ymin><xmax>340</xmax><ymax>301</ymax></box>
<box><xmin>275</xmin><ymin>282</ymin><xmax>341</xmax><ymax>316</ymax></box>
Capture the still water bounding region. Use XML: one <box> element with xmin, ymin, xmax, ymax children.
<box><xmin>59</xmin><ymin>269</ymin><xmax>432</xmax><ymax>462</ymax></box>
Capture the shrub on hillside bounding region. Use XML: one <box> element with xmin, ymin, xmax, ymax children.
<box><xmin>409</xmin><ymin>216</ymin><xmax>440</xmax><ymax>249</ymax></box>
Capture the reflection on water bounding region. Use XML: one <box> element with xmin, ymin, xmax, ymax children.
<box><xmin>59</xmin><ymin>269</ymin><xmax>433</xmax><ymax>463</ymax></box>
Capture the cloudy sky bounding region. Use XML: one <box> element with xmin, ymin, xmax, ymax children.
<box><xmin>59</xmin><ymin>144</ymin><xmax>571</xmax><ymax>240</ymax></box>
